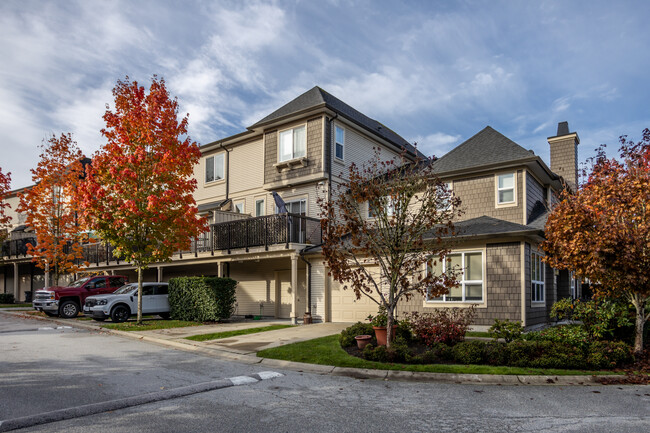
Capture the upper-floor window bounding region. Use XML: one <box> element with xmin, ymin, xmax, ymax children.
<box><xmin>276</xmin><ymin>198</ymin><xmax>306</xmax><ymax>216</ymax></box>
<box><xmin>497</xmin><ymin>173</ymin><xmax>515</xmax><ymax>204</ymax></box>
<box><xmin>335</xmin><ymin>125</ymin><xmax>345</xmax><ymax>160</ymax></box>
<box><xmin>279</xmin><ymin>125</ymin><xmax>306</xmax><ymax>162</ymax></box>
<box><xmin>234</xmin><ymin>201</ymin><xmax>245</xmax><ymax>214</ymax></box>
<box><xmin>205</xmin><ymin>154</ymin><xmax>225</xmax><ymax>183</ymax></box>
<box><xmin>427</xmin><ymin>251</ymin><xmax>484</xmax><ymax>302</ymax></box>
<box><xmin>437</xmin><ymin>182</ymin><xmax>452</xmax><ymax>211</ymax></box>
<box><xmin>531</xmin><ymin>251</ymin><xmax>545</xmax><ymax>303</ymax></box>
<box><xmin>368</xmin><ymin>196</ymin><xmax>395</xmax><ymax>218</ymax></box>
<box><xmin>255</xmin><ymin>199</ymin><xmax>265</xmax><ymax>217</ymax></box>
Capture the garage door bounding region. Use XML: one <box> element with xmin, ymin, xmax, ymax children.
<box><xmin>329</xmin><ymin>271</ymin><xmax>381</xmax><ymax>323</ymax></box>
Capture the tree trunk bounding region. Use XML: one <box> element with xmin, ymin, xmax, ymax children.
<box><xmin>631</xmin><ymin>294</ymin><xmax>646</xmax><ymax>357</ymax></box>
<box><xmin>137</xmin><ymin>267</ymin><xmax>143</xmax><ymax>325</ymax></box>
<box><xmin>386</xmin><ymin>308</ymin><xmax>394</xmax><ymax>349</ymax></box>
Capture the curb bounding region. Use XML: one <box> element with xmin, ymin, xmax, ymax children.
<box><xmin>0</xmin><ymin>310</ymin><xmax>623</xmax><ymax>386</ymax></box>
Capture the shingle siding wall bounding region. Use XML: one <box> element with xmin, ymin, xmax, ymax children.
<box><xmin>396</xmin><ymin>242</ymin><xmax>522</xmax><ymax>327</ymax></box>
<box><xmin>264</xmin><ymin>117</ymin><xmax>324</xmax><ymax>185</ymax></box>
<box><xmin>526</xmin><ymin>172</ymin><xmax>545</xmax><ymax>223</ymax></box>
<box><xmin>550</xmin><ymin>137</ymin><xmax>578</xmax><ymax>191</ymax></box>
<box><xmin>453</xmin><ymin>170</ymin><xmax>524</xmax><ymax>224</ymax></box>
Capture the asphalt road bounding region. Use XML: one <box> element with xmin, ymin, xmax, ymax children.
<box><xmin>1</xmin><ymin>313</ymin><xmax>649</xmax><ymax>432</ymax></box>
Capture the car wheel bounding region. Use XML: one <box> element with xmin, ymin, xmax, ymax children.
<box><xmin>110</xmin><ymin>305</ymin><xmax>130</xmax><ymax>323</ymax></box>
<box><xmin>158</xmin><ymin>313</ymin><xmax>170</xmax><ymax>320</ymax></box>
<box><xmin>92</xmin><ymin>317</ymin><xmax>106</xmax><ymax>322</ymax></box>
<box><xmin>59</xmin><ymin>301</ymin><xmax>79</xmax><ymax>318</ymax></box>
<box><xmin>44</xmin><ymin>311</ymin><xmax>58</xmax><ymax>317</ymax></box>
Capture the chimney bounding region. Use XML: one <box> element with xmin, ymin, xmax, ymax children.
<box><xmin>548</xmin><ymin>121</ymin><xmax>579</xmax><ymax>191</ymax></box>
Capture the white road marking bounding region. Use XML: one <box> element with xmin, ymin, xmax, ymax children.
<box><xmin>229</xmin><ymin>376</ymin><xmax>259</xmax><ymax>386</ymax></box>
<box><xmin>257</xmin><ymin>371</ymin><xmax>284</xmax><ymax>380</ymax></box>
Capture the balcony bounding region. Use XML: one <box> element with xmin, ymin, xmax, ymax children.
<box><xmin>76</xmin><ymin>213</ymin><xmax>323</xmax><ymax>265</ymax></box>
<box><xmin>1</xmin><ymin>236</ymin><xmax>36</xmax><ymax>258</ymax></box>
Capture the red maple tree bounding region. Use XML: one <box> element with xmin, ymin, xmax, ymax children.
<box><xmin>0</xmin><ymin>167</ymin><xmax>12</xmax><ymax>247</ymax></box>
<box><xmin>319</xmin><ymin>152</ymin><xmax>461</xmax><ymax>347</ymax></box>
<box><xmin>17</xmin><ymin>134</ymin><xmax>88</xmax><ymax>286</ymax></box>
<box><xmin>78</xmin><ymin>76</ymin><xmax>206</xmax><ymax>323</ymax></box>
<box><xmin>543</xmin><ymin>128</ymin><xmax>650</xmax><ymax>356</ymax></box>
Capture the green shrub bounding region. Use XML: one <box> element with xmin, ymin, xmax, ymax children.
<box><xmin>363</xmin><ymin>344</ymin><xmax>388</xmax><ymax>362</ymax></box>
<box><xmin>529</xmin><ymin>341</ymin><xmax>586</xmax><ymax>369</ymax></box>
<box><xmin>339</xmin><ymin>322</ymin><xmax>375</xmax><ymax>347</ymax></box>
<box><xmin>587</xmin><ymin>341</ymin><xmax>633</xmax><ymax>369</ymax></box>
<box><xmin>488</xmin><ymin>319</ymin><xmax>524</xmax><ymax>343</ymax></box>
<box><xmin>0</xmin><ymin>293</ymin><xmax>15</xmax><ymax>304</ymax></box>
<box><xmin>551</xmin><ymin>297</ymin><xmax>633</xmax><ymax>340</ymax></box>
<box><xmin>483</xmin><ymin>341</ymin><xmax>508</xmax><ymax>366</ymax></box>
<box><xmin>524</xmin><ymin>325</ymin><xmax>591</xmax><ymax>350</ymax></box>
<box><xmin>168</xmin><ymin>276</ymin><xmax>237</xmax><ymax>322</ymax></box>
<box><xmin>361</xmin><ymin>335</ymin><xmax>413</xmax><ymax>363</ymax></box>
<box><xmin>505</xmin><ymin>340</ymin><xmax>545</xmax><ymax>367</ymax></box>
<box><xmin>452</xmin><ymin>340</ymin><xmax>485</xmax><ymax>365</ymax></box>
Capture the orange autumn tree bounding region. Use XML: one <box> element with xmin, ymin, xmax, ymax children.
<box><xmin>17</xmin><ymin>134</ymin><xmax>88</xmax><ymax>286</ymax></box>
<box><xmin>542</xmin><ymin>128</ymin><xmax>650</xmax><ymax>356</ymax></box>
<box><xmin>79</xmin><ymin>76</ymin><xmax>206</xmax><ymax>324</ymax></box>
<box><xmin>0</xmin><ymin>167</ymin><xmax>12</xmax><ymax>248</ymax></box>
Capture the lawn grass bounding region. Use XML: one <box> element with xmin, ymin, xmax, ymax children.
<box><xmin>257</xmin><ymin>334</ymin><xmax>615</xmax><ymax>376</ymax></box>
<box><xmin>466</xmin><ymin>331</ymin><xmax>492</xmax><ymax>338</ymax></box>
<box><xmin>100</xmin><ymin>319</ymin><xmax>201</xmax><ymax>332</ymax></box>
<box><xmin>0</xmin><ymin>303</ymin><xmax>33</xmax><ymax>308</ymax></box>
<box><xmin>186</xmin><ymin>324</ymin><xmax>294</xmax><ymax>341</ymax></box>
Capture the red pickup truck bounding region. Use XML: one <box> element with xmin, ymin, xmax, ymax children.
<box><xmin>32</xmin><ymin>275</ymin><xmax>128</xmax><ymax>318</ymax></box>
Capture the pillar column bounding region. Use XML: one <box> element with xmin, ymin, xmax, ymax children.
<box><xmin>157</xmin><ymin>266</ymin><xmax>163</xmax><ymax>282</ymax></box>
<box><xmin>274</xmin><ymin>271</ymin><xmax>280</xmax><ymax>318</ymax></box>
<box><xmin>217</xmin><ymin>262</ymin><xmax>225</xmax><ymax>278</ymax></box>
<box><xmin>291</xmin><ymin>254</ymin><xmax>298</xmax><ymax>324</ymax></box>
<box><xmin>13</xmin><ymin>263</ymin><xmax>19</xmax><ymax>301</ymax></box>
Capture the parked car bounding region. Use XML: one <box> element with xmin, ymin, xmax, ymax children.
<box><xmin>32</xmin><ymin>275</ymin><xmax>129</xmax><ymax>318</ymax></box>
<box><xmin>83</xmin><ymin>282</ymin><xmax>170</xmax><ymax>323</ymax></box>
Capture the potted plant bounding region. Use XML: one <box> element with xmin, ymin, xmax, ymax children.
<box><xmin>354</xmin><ymin>334</ymin><xmax>372</xmax><ymax>350</ymax></box>
<box><xmin>368</xmin><ymin>306</ymin><xmax>397</xmax><ymax>346</ymax></box>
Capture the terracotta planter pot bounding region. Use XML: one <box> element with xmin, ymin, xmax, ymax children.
<box><xmin>372</xmin><ymin>325</ymin><xmax>398</xmax><ymax>346</ymax></box>
<box><xmin>355</xmin><ymin>335</ymin><xmax>372</xmax><ymax>350</ymax></box>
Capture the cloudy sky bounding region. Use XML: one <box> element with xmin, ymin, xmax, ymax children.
<box><xmin>1</xmin><ymin>0</ymin><xmax>648</xmax><ymax>189</ymax></box>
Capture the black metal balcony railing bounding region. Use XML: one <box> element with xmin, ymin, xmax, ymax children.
<box><xmin>3</xmin><ymin>214</ymin><xmax>323</xmax><ymax>264</ymax></box>
<box><xmin>1</xmin><ymin>237</ymin><xmax>36</xmax><ymax>258</ymax></box>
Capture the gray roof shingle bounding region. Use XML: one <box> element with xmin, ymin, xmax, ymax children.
<box><xmin>432</xmin><ymin>126</ymin><xmax>536</xmax><ymax>174</ymax></box>
<box><xmin>425</xmin><ymin>215</ymin><xmax>543</xmax><ymax>240</ymax></box>
<box><xmin>251</xmin><ymin>86</ymin><xmax>424</xmax><ymax>158</ymax></box>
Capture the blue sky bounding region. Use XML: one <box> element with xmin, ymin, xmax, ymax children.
<box><xmin>1</xmin><ymin>0</ymin><xmax>648</xmax><ymax>189</ymax></box>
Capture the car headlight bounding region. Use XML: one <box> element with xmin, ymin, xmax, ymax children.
<box><xmin>97</xmin><ymin>299</ymin><xmax>108</xmax><ymax>306</ymax></box>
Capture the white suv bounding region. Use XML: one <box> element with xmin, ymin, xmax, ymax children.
<box><xmin>84</xmin><ymin>282</ymin><xmax>170</xmax><ymax>323</ymax></box>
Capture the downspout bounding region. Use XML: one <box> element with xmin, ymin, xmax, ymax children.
<box><xmin>220</xmin><ymin>143</ymin><xmax>230</xmax><ymax>201</ymax></box>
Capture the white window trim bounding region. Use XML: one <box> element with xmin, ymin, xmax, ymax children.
<box><xmin>367</xmin><ymin>196</ymin><xmax>395</xmax><ymax>219</ymax></box>
<box><xmin>255</xmin><ymin>198</ymin><xmax>265</xmax><ymax>217</ymax></box>
<box><xmin>531</xmin><ymin>250</ymin><xmax>545</xmax><ymax>305</ymax></box>
<box><xmin>334</xmin><ymin>124</ymin><xmax>345</xmax><ymax>161</ymax></box>
<box><xmin>234</xmin><ymin>200</ymin><xmax>245</xmax><ymax>214</ymax></box>
<box><xmin>437</xmin><ymin>181</ymin><xmax>453</xmax><ymax>211</ymax></box>
<box><xmin>205</xmin><ymin>153</ymin><xmax>225</xmax><ymax>184</ymax></box>
<box><xmin>495</xmin><ymin>172</ymin><xmax>517</xmax><ymax>207</ymax></box>
<box><xmin>276</xmin><ymin>197</ymin><xmax>307</xmax><ymax>215</ymax></box>
<box><xmin>425</xmin><ymin>250</ymin><xmax>485</xmax><ymax>304</ymax></box>
<box><xmin>278</xmin><ymin>124</ymin><xmax>307</xmax><ymax>162</ymax></box>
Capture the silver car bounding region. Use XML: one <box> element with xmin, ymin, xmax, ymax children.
<box><xmin>83</xmin><ymin>282</ymin><xmax>170</xmax><ymax>323</ymax></box>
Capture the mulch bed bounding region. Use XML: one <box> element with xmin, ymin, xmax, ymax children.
<box><xmin>597</xmin><ymin>349</ymin><xmax>650</xmax><ymax>385</ymax></box>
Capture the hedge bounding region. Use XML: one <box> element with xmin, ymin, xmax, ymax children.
<box><xmin>0</xmin><ymin>293</ymin><xmax>15</xmax><ymax>304</ymax></box>
<box><xmin>168</xmin><ymin>276</ymin><xmax>237</xmax><ymax>322</ymax></box>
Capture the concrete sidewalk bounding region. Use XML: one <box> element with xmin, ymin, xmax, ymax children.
<box><xmin>0</xmin><ymin>309</ymin><xmax>622</xmax><ymax>386</ymax></box>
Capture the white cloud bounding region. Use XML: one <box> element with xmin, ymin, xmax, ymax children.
<box><xmin>410</xmin><ymin>133</ymin><xmax>462</xmax><ymax>159</ymax></box>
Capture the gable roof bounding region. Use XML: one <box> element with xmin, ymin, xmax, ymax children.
<box><xmin>251</xmin><ymin>86</ymin><xmax>424</xmax><ymax>158</ymax></box>
<box><xmin>432</xmin><ymin>126</ymin><xmax>536</xmax><ymax>175</ymax></box>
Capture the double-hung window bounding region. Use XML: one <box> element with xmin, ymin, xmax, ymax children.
<box><xmin>279</xmin><ymin>125</ymin><xmax>306</xmax><ymax>162</ymax></box>
<box><xmin>368</xmin><ymin>196</ymin><xmax>395</xmax><ymax>218</ymax></box>
<box><xmin>335</xmin><ymin>125</ymin><xmax>345</xmax><ymax>160</ymax></box>
<box><xmin>255</xmin><ymin>199</ymin><xmax>265</xmax><ymax>217</ymax></box>
<box><xmin>427</xmin><ymin>251</ymin><xmax>483</xmax><ymax>302</ymax></box>
<box><xmin>497</xmin><ymin>173</ymin><xmax>515</xmax><ymax>204</ymax></box>
<box><xmin>531</xmin><ymin>251</ymin><xmax>545</xmax><ymax>303</ymax></box>
<box><xmin>205</xmin><ymin>154</ymin><xmax>225</xmax><ymax>183</ymax></box>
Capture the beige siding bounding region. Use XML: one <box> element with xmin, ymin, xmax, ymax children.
<box><xmin>311</xmin><ymin>261</ymin><xmax>326</xmax><ymax>322</ymax></box>
<box><xmin>452</xmin><ymin>170</ymin><xmax>524</xmax><ymax>224</ymax></box>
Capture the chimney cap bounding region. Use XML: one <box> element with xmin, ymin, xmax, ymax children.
<box><xmin>547</xmin><ymin>121</ymin><xmax>579</xmax><ymax>143</ymax></box>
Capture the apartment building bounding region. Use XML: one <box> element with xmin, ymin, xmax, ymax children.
<box><xmin>1</xmin><ymin>88</ymin><xmax>579</xmax><ymax>328</ymax></box>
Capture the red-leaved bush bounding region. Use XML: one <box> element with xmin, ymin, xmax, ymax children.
<box><xmin>405</xmin><ymin>306</ymin><xmax>476</xmax><ymax>346</ymax></box>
